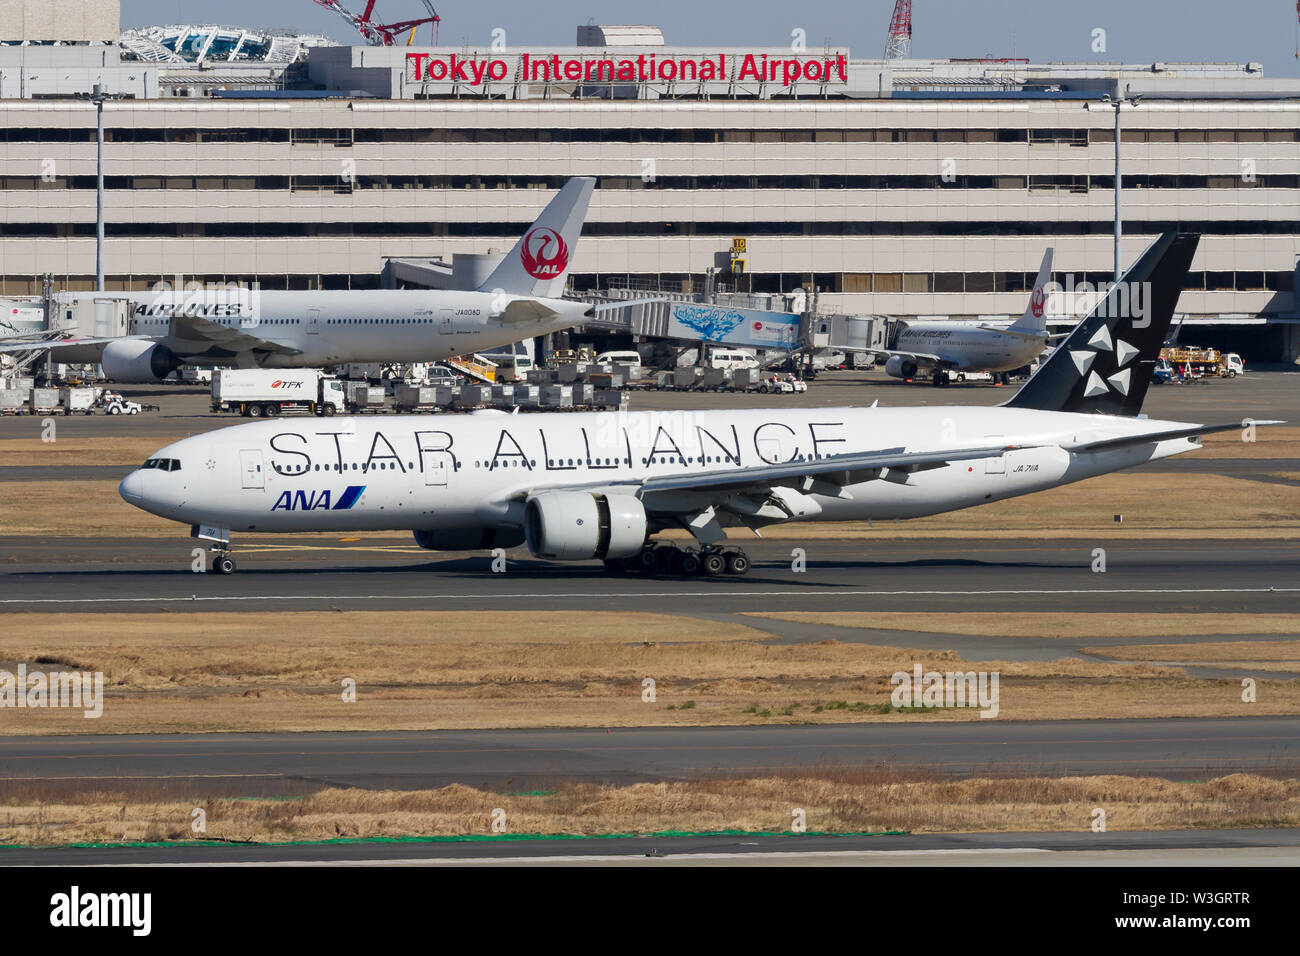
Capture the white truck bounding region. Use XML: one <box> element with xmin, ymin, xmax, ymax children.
<box><xmin>211</xmin><ymin>369</ymin><xmax>346</xmax><ymax>418</ymax></box>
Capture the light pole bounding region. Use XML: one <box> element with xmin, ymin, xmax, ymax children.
<box><xmin>92</xmin><ymin>82</ymin><xmax>106</xmax><ymax>293</ymax></box>
<box><xmin>1092</xmin><ymin>89</ymin><xmax>1142</xmax><ymax>284</ymax></box>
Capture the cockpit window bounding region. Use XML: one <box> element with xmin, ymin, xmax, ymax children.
<box><xmin>142</xmin><ymin>458</ymin><xmax>182</xmax><ymax>472</ymax></box>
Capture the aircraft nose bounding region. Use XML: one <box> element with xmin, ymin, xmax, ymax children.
<box><xmin>119</xmin><ymin>470</ymin><xmax>144</xmax><ymax>504</ymax></box>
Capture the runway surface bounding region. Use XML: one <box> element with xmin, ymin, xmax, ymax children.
<box><xmin>3</xmin><ymin>827</ymin><xmax>1298</xmax><ymax>866</ymax></box>
<box><xmin>4</xmin><ymin>718</ymin><xmax>1297</xmax><ymax>795</ymax></box>
<box><xmin>3</xmin><ymin>536</ymin><xmax>1297</xmax><ymax>619</ymax></box>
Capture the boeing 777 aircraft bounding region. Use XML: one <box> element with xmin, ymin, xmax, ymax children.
<box><xmin>880</xmin><ymin>248</ymin><xmax>1055</xmax><ymax>386</ymax></box>
<box><xmin>121</xmin><ymin>233</ymin><xmax>1278</xmax><ymax>576</ymax></box>
<box><xmin>3</xmin><ymin>178</ymin><xmax>621</xmax><ymax>382</ymax></box>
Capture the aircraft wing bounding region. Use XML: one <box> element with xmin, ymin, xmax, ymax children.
<box><xmin>0</xmin><ymin>335</ymin><xmax>133</xmax><ymax>354</ymax></box>
<box><xmin>169</xmin><ymin>314</ymin><xmax>302</xmax><ymax>356</ymax></box>
<box><xmin>515</xmin><ymin>439</ymin><xmax>1039</xmax><ymax>536</ymax></box>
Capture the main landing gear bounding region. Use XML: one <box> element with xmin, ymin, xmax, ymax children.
<box><xmin>605</xmin><ymin>543</ymin><xmax>751</xmax><ymax>577</ymax></box>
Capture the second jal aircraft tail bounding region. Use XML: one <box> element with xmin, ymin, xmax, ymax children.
<box><xmin>1007</xmin><ymin>247</ymin><xmax>1054</xmax><ymax>335</ymax></box>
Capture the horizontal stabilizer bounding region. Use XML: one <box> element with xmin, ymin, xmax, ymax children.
<box><xmin>1066</xmin><ymin>420</ymin><xmax>1284</xmax><ymax>454</ymax></box>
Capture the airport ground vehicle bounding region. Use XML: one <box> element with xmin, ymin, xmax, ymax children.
<box><xmin>1160</xmin><ymin>347</ymin><xmax>1244</xmax><ymax>378</ymax></box>
<box><xmin>594</xmin><ymin>350</ymin><xmax>644</xmax><ymax>370</ymax></box>
<box><xmin>211</xmin><ymin>369</ymin><xmax>346</xmax><ymax>418</ymax></box>
<box><xmin>707</xmin><ymin>349</ymin><xmax>759</xmax><ymax>371</ymax></box>
<box><xmin>100</xmin><ymin>390</ymin><xmax>141</xmax><ymax>415</ymax></box>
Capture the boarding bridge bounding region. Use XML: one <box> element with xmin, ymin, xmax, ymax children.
<box><xmin>583</xmin><ymin>287</ymin><xmax>892</xmax><ymax>357</ymax></box>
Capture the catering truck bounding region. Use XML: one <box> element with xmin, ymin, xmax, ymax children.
<box><xmin>210</xmin><ymin>369</ymin><xmax>346</xmax><ymax>418</ymax></box>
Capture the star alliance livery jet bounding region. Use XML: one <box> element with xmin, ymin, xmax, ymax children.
<box><xmin>121</xmin><ymin>232</ymin><xmax>1279</xmax><ymax>576</ymax></box>
<box><xmin>3</xmin><ymin>178</ymin><xmax>616</xmax><ymax>382</ymax></box>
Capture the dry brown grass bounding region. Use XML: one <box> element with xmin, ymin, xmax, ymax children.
<box><xmin>4</xmin><ymin>771</ymin><xmax>1298</xmax><ymax>846</ymax></box>
<box><xmin>2</xmin><ymin>611</ymin><xmax>1298</xmax><ymax>734</ymax></box>
<box><xmin>1197</xmin><ymin>425</ymin><xmax>1300</xmax><ymax>459</ymax></box>
<box><xmin>1093</xmin><ymin>640</ymin><xmax>1300</xmax><ymax>662</ymax></box>
<box><xmin>748</xmin><ymin>612</ymin><xmax>1300</xmax><ymax>639</ymax></box>
<box><xmin>0</xmin><ymin>437</ymin><xmax>185</xmax><ymax>468</ymax></box>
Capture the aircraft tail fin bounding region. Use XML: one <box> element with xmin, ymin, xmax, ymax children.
<box><xmin>1005</xmin><ymin>232</ymin><xmax>1199</xmax><ymax>417</ymax></box>
<box><xmin>477</xmin><ymin>177</ymin><xmax>595</xmax><ymax>299</ymax></box>
<box><xmin>1007</xmin><ymin>247</ymin><xmax>1054</xmax><ymax>334</ymax></box>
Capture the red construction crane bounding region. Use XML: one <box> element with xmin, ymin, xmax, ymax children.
<box><xmin>312</xmin><ymin>1</ymin><xmax>441</xmax><ymax>46</ymax></box>
<box><xmin>884</xmin><ymin>0</ymin><xmax>913</xmax><ymax>59</ymax></box>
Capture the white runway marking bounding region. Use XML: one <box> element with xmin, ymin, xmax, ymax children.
<box><xmin>2</xmin><ymin>586</ymin><xmax>1298</xmax><ymax>606</ymax></box>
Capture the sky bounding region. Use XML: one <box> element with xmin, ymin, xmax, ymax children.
<box><xmin>123</xmin><ymin>0</ymin><xmax>1300</xmax><ymax>77</ymax></box>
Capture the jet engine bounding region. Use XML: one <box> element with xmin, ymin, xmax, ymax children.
<box><xmin>413</xmin><ymin>527</ymin><xmax>525</xmax><ymax>551</ymax></box>
<box><xmin>523</xmin><ymin>492</ymin><xmax>646</xmax><ymax>561</ymax></box>
<box><xmin>100</xmin><ymin>339</ymin><xmax>181</xmax><ymax>383</ymax></box>
<box><xmin>884</xmin><ymin>355</ymin><xmax>917</xmax><ymax>379</ymax></box>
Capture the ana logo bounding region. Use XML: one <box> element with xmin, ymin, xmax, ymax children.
<box><xmin>519</xmin><ymin>227</ymin><xmax>569</xmax><ymax>280</ymax></box>
<box><xmin>271</xmin><ymin>485</ymin><xmax>366</xmax><ymax>512</ymax></box>
<box><xmin>1030</xmin><ymin>286</ymin><xmax>1046</xmax><ymax>319</ymax></box>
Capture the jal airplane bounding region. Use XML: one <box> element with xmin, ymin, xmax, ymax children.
<box><xmin>880</xmin><ymin>248</ymin><xmax>1055</xmax><ymax>386</ymax></box>
<box><xmin>121</xmin><ymin>232</ymin><xmax>1277</xmax><ymax>576</ymax></box>
<box><xmin>2</xmin><ymin>178</ymin><xmax>621</xmax><ymax>382</ymax></box>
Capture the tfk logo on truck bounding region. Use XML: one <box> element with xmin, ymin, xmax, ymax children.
<box><xmin>520</xmin><ymin>227</ymin><xmax>569</xmax><ymax>279</ymax></box>
<box><xmin>271</xmin><ymin>485</ymin><xmax>365</xmax><ymax>511</ymax></box>
<box><xmin>270</xmin><ymin>380</ymin><xmax>305</xmax><ymax>390</ymax></box>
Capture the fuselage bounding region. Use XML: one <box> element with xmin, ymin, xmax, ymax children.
<box><xmin>120</xmin><ymin>404</ymin><xmax>1204</xmax><ymax>535</ymax></box>
<box><xmin>56</xmin><ymin>290</ymin><xmax>589</xmax><ymax>368</ymax></box>
<box><xmin>896</xmin><ymin>323</ymin><xmax>1047</xmax><ymax>372</ymax></box>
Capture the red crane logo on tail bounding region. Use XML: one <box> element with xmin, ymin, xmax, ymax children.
<box><xmin>519</xmin><ymin>227</ymin><xmax>569</xmax><ymax>280</ymax></box>
<box><xmin>1030</xmin><ymin>285</ymin><xmax>1046</xmax><ymax>319</ymax></box>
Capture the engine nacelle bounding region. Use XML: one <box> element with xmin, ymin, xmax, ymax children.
<box><xmin>524</xmin><ymin>492</ymin><xmax>646</xmax><ymax>561</ymax></box>
<box><xmin>413</xmin><ymin>527</ymin><xmax>525</xmax><ymax>551</ymax></box>
<box><xmin>884</xmin><ymin>355</ymin><xmax>917</xmax><ymax>380</ymax></box>
<box><xmin>100</xmin><ymin>339</ymin><xmax>180</xmax><ymax>383</ymax></box>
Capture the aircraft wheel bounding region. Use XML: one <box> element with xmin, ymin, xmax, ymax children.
<box><xmin>214</xmin><ymin>556</ymin><xmax>236</xmax><ymax>575</ymax></box>
<box><xmin>725</xmin><ymin>551</ymin><xmax>751</xmax><ymax>575</ymax></box>
<box><xmin>656</xmin><ymin>546</ymin><xmax>683</xmax><ymax>574</ymax></box>
<box><xmin>701</xmin><ymin>551</ymin><xmax>727</xmax><ymax>575</ymax></box>
<box><xmin>679</xmin><ymin>551</ymin><xmax>703</xmax><ymax>576</ymax></box>
<box><xmin>636</xmin><ymin>547</ymin><xmax>659</xmax><ymax>573</ymax></box>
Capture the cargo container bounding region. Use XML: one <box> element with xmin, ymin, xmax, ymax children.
<box><xmin>30</xmin><ymin>387</ymin><xmax>59</xmax><ymax>414</ymax></box>
<box><xmin>392</xmin><ymin>384</ymin><xmax>439</xmax><ymax>412</ymax></box>
<box><xmin>0</xmin><ymin>388</ymin><xmax>25</xmax><ymax>413</ymax></box>
<box><xmin>59</xmin><ymin>387</ymin><xmax>97</xmax><ymax>415</ymax></box>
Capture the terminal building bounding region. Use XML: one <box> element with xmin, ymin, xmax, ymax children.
<box><xmin>2</xmin><ymin>2</ymin><xmax>1299</xmax><ymax>359</ymax></box>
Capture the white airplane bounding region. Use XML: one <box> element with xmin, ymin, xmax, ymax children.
<box><xmin>880</xmin><ymin>248</ymin><xmax>1055</xmax><ymax>386</ymax></box>
<box><xmin>2</xmin><ymin>178</ymin><xmax>623</xmax><ymax>382</ymax></box>
<box><xmin>120</xmin><ymin>233</ymin><xmax>1277</xmax><ymax>576</ymax></box>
